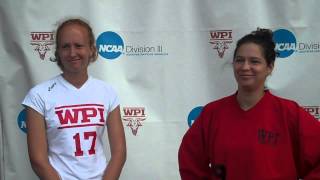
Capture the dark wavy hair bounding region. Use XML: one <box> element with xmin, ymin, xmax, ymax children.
<box><xmin>52</xmin><ymin>18</ymin><xmax>98</xmax><ymax>70</ymax></box>
<box><xmin>233</xmin><ymin>28</ymin><xmax>277</xmax><ymax>66</ymax></box>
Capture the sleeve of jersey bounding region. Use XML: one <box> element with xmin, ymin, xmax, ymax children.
<box><xmin>298</xmin><ymin>107</ymin><xmax>320</xmax><ymax>179</ymax></box>
<box><xmin>107</xmin><ymin>85</ymin><xmax>120</xmax><ymax>113</ymax></box>
<box><xmin>178</xmin><ymin>109</ymin><xmax>211</xmax><ymax>180</ymax></box>
<box><xmin>21</xmin><ymin>88</ymin><xmax>45</xmax><ymax>116</ymax></box>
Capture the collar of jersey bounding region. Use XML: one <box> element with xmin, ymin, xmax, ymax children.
<box><xmin>58</xmin><ymin>74</ymin><xmax>91</xmax><ymax>91</ymax></box>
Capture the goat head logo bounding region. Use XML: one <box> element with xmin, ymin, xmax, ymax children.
<box><xmin>31</xmin><ymin>42</ymin><xmax>54</xmax><ymax>60</ymax></box>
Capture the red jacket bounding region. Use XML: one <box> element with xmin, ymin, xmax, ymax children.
<box><xmin>179</xmin><ymin>91</ymin><xmax>320</xmax><ymax>180</ymax></box>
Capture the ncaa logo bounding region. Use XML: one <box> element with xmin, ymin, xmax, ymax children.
<box><xmin>17</xmin><ymin>109</ymin><xmax>27</xmax><ymax>133</ymax></box>
<box><xmin>96</xmin><ymin>31</ymin><xmax>124</xmax><ymax>60</ymax></box>
<box><xmin>273</xmin><ymin>29</ymin><xmax>297</xmax><ymax>58</ymax></box>
<box><xmin>187</xmin><ymin>106</ymin><xmax>203</xmax><ymax>127</ymax></box>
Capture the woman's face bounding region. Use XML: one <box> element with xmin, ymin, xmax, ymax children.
<box><xmin>233</xmin><ymin>42</ymin><xmax>273</xmax><ymax>91</ymax></box>
<box><xmin>57</xmin><ymin>24</ymin><xmax>93</xmax><ymax>74</ymax></box>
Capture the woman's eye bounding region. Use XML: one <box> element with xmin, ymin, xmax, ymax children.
<box><xmin>234</xmin><ymin>58</ymin><xmax>244</xmax><ymax>63</ymax></box>
<box><xmin>75</xmin><ymin>44</ymin><xmax>84</xmax><ymax>48</ymax></box>
<box><xmin>250</xmin><ymin>59</ymin><xmax>261</xmax><ymax>64</ymax></box>
<box><xmin>61</xmin><ymin>44</ymin><xmax>69</xmax><ymax>49</ymax></box>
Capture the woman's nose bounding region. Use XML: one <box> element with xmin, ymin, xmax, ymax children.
<box><xmin>241</xmin><ymin>60</ymin><xmax>251</xmax><ymax>70</ymax></box>
<box><xmin>70</xmin><ymin>46</ymin><xmax>76</xmax><ymax>57</ymax></box>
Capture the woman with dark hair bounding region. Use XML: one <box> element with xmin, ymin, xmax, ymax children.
<box><xmin>23</xmin><ymin>18</ymin><xmax>126</xmax><ymax>180</ymax></box>
<box><xmin>178</xmin><ymin>28</ymin><xmax>320</xmax><ymax>180</ymax></box>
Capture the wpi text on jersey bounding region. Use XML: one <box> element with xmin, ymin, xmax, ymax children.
<box><xmin>55</xmin><ymin>104</ymin><xmax>105</xmax><ymax>129</ymax></box>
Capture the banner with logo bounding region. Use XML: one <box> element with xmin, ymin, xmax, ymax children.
<box><xmin>1</xmin><ymin>0</ymin><xmax>320</xmax><ymax>179</ymax></box>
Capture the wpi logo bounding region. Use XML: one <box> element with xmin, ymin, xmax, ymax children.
<box><xmin>122</xmin><ymin>107</ymin><xmax>146</xmax><ymax>136</ymax></box>
<box><xmin>209</xmin><ymin>30</ymin><xmax>233</xmax><ymax>58</ymax></box>
<box><xmin>30</xmin><ymin>32</ymin><xmax>54</xmax><ymax>60</ymax></box>
<box><xmin>303</xmin><ymin>106</ymin><xmax>320</xmax><ymax>120</ymax></box>
<box><xmin>187</xmin><ymin>106</ymin><xmax>203</xmax><ymax>127</ymax></box>
<box><xmin>273</xmin><ymin>29</ymin><xmax>297</xmax><ymax>58</ymax></box>
<box><xmin>55</xmin><ymin>104</ymin><xmax>105</xmax><ymax>129</ymax></box>
<box><xmin>17</xmin><ymin>108</ymin><xmax>27</xmax><ymax>133</ymax></box>
<box><xmin>96</xmin><ymin>31</ymin><xmax>124</xmax><ymax>60</ymax></box>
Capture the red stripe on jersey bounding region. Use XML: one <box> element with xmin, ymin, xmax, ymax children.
<box><xmin>58</xmin><ymin>123</ymin><xmax>105</xmax><ymax>129</ymax></box>
<box><xmin>55</xmin><ymin>104</ymin><xmax>104</xmax><ymax>110</ymax></box>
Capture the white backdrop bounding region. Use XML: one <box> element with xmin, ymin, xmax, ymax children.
<box><xmin>1</xmin><ymin>0</ymin><xmax>320</xmax><ymax>179</ymax></box>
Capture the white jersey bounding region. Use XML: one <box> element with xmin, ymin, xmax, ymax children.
<box><xmin>22</xmin><ymin>74</ymin><xmax>119</xmax><ymax>180</ymax></box>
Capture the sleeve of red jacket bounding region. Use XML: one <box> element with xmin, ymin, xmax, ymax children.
<box><xmin>297</xmin><ymin>107</ymin><xmax>320</xmax><ymax>180</ymax></box>
<box><xmin>178</xmin><ymin>108</ymin><xmax>212</xmax><ymax>180</ymax></box>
